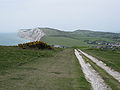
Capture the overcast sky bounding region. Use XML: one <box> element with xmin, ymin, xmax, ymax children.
<box><xmin>0</xmin><ymin>0</ymin><xmax>120</xmax><ymax>33</ymax></box>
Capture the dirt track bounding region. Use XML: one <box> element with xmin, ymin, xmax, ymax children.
<box><xmin>78</xmin><ymin>49</ymin><xmax>120</xmax><ymax>83</ymax></box>
<box><xmin>75</xmin><ymin>49</ymin><xmax>111</xmax><ymax>90</ymax></box>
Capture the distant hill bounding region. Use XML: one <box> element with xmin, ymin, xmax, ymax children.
<box><xmin>18</xmin><ymin>27</ymin><xmax>120</xmax><ymax>47</ymax></box>
<box><xmin>37</xmin><ymin>28</ymin><xmax>70</xmax><ymax>35</ymax></box>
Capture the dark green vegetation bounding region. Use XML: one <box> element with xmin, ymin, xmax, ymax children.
<box><xmin>82</xmin><ymin>54</ymin><xmax>120</xmax><ymax>90</ymax></box>
<box><xmin>18</xmin><ymin>41</ymin><xmax>52</xmax><ymax>49</ymax></box>
<box><xmin>0</xmin><ymin>46</ymin><xmax>91</xmax><ymax>90</ymax></box>
<box><xmin>82</xmin><ymin>48</ymin><xmax>120</xmax><ymax>72</ymax></box>
<box><xmin>40</xmin><ymin>28</ymin><xmax>120</xmax><ymax>47</ymax></box>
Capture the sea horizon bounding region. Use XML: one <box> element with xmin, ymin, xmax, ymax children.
<box><xmin>0</xmin><ymin>33</ymin><xmax>29</xmax><ymax>46</ymax></box>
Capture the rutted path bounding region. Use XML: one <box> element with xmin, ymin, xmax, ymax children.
<box><xmin>75</xmin><ymin>49</ymin><xmax>111</xmax><ymax>90</ymax></box>
<box><xmin>78</xmin><ymin>49</ymin><xmax>120</xmax><ymax>83</ymax></box>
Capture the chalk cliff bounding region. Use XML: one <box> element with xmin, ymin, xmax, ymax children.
<box><xmin>18</xmin><ymin>27</ymin><xmax>45</xmax><ymax>41</ymax></box>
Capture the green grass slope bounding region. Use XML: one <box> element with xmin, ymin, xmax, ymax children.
<box><xmin>0</xmin><ymin>46</ymin><xmax>91</xmax><ymax>90</ymax></box>
<box><xmin>42</xmin><ymin>36</ymin><xmax>88</xmax><ymax>47</ymax></box>
<box><xmin>0</xmin><ymin>46</ymin><xmax>56</xmax><ymax>71</ymax></box>
<box><xmin>39</xmin><ymin>28</ymin><xmax>120</xmax><ymax>47</ymax></box>
<box><xmin>40</xmin><ymin>28</ymin><xmax>70</xmax><ymax>36</ymax></box>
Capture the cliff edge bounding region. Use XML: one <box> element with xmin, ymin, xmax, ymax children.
<box><xmin>18</xmin><ymin>27</ymin><xmax>45</xmax><ymax>41</ymax></box>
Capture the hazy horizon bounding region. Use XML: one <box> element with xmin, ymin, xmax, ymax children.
<box><xmin>0</xmin><ymin>0</ymin><xmax>120</xmax><ymax>33</ymax></box>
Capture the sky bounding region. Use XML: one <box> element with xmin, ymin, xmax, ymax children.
<box><xmin>0</xmin><ymin>0</ymin><xmax>120</xmax><ymax>33</ymax></box>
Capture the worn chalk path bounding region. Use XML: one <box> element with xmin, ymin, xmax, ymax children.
<box><xmin>75</xmin><ymin>49</ymin><xmax>111</xmax><ymax>90</ymax></box>
<box><xmin>78</xmin><ymin>49</ymin><xmax>120</xmax><ymax>83</ymax></box>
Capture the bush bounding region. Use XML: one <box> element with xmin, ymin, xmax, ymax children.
<box><xmin>18</xmin><ymin>41</ymin><xmax>53</xmax><ymax>49</ymax></box>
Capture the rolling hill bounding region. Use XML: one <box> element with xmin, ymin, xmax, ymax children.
<box><xmin>18</xmin><ymin>27</ymin><xmax>120</xmax><ymax>47</ymax></box>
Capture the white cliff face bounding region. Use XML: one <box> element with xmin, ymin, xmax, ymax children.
<box><xmin>18</xmin><ymin>28</ymin><xmax>45</xmax><ymax>41</ymax></box>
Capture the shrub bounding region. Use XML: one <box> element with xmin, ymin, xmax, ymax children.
<box><xmin>18</xmin><ymin>41</ymin><xmax>53</xmax><ymax>49</ymax></box>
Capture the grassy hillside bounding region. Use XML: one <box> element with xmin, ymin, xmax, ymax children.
<box><xmin>0</xmin><ymin>46</ymin><xmax>56</xmax><ymax>71</ymax></box>
<box><xmin>40</xmin><ymin>28</ymin><xmax>120</xmax><ymax>47</ymax></box>
<box><xmin>42</xmin><ymin>36</ymin><xmax>88</xmax><ymax>47</ymax></box>
<box><xmin>40</xmin><ymin>28</ymin><xmax>70</xmax><ymax>36</ymax></box>
<box><xmin>72</xmin><ymin>30</ymin><xmax>120</xmax><ymax>38</ymax></box>
<box><xmin>0</xmin><ymin>46</ymin><xmax>91</xmax><ymax>90</ymax></box>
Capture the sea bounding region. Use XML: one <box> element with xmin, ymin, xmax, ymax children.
<box><xmin>0</xmin><ymin>33</ymin><xmax>29</xmax><ymax>46</ymax></box>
